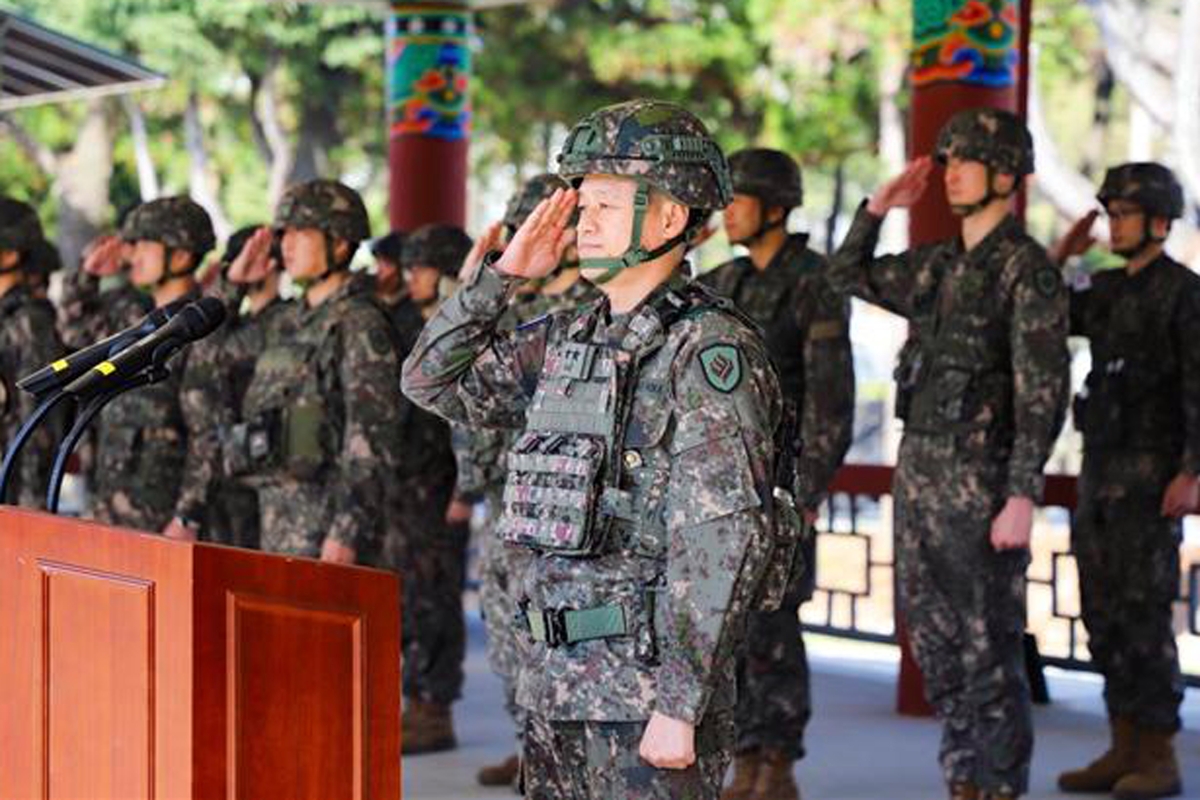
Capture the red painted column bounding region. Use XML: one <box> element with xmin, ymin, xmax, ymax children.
<box><xmin>896</xmin><ymin>0</ymin><xmax>1030</xmax><ymax>717</ymax></box>
<box><xmin>386</xmin><ymin>2</ymin><xmax>471</xmax><ymax>231</ymax></box>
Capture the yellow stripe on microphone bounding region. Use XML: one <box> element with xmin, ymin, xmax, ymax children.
<box><xmin>51</xmin><ymin>359</ymin><xmax>69</xmax><ymax>372</ymax></box>
<box><xmin>94</xmin><ymin>361</ymin><xmax>117</xmax><ymax>376</ymax></box>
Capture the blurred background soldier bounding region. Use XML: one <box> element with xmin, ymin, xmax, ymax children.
<box><xmin>0</xmin><ymin>197</ymin><xmax>66</xmax><ymax>508</ymax></box>
<box><xmin>829</xmin><ymin>109</ymin><xmax>1069</xmax><ymax>800</ymax></box>
<box><xmin>1051</xmin><ymin>162</ymin><xmax>1199</xmax><ymax>800</ymax></box>
<box><xmin>704</xmin><ymin>149</ymin><xmax>854</xmax><ymax>800</ymax></box>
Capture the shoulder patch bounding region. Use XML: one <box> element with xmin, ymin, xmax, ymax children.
<box><xmin>698</xmin><ymin>343</ymin><xmax>743</xmax><ymax>394</ymax></box>
<box><xmin>1033</xmin><ymin>266</ymin><xmax>1062</xmax><ymax>299</ymax></box>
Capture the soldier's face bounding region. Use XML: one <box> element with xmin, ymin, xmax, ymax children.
<box><xmin>576</xmin><ymin>175</ymin><xmax>686</xmax><ymax>273</ymax></box>
<box><xmin>281</xmin><ymin>227</ymin><xmax>328</xmax><ymax>279</ymax></box>
<box><xmin>1105</xmin><ymin>200</ymin><xmax>1149</xmax><ymax>254</ymax></box>
<box><xmin>723</xmin><ymin>194</ymin><xmax>764</xmax><ymax>243</ymax></box>
<box><xmin>405</xmin><ymin>264</ymin><xmax>441</xmax><ymax>303</ymax></box>
<box><xmin>376</xmin><ymin>256</ymin><xmax>402</xmax><ymax>295</ymax></box>
<box><xmin>943</xmin><ymin>157</ymin><xmax>990</xmax><ymax>207</ymax></box>
<box><xmin>128</xmin><ymin>240</ymin><xmax>167</xmax><ymax>287</ymax></box>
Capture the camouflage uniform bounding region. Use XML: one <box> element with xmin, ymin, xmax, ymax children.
<box><xmin>89</xmin><ymin>197</ymin><xmax>215</xmax><ymax>532</ymax></box>
<box><xmin>236</xmin><ymin>181</ymin><xmax>400</xmax><ymax>564</ymax></box>
<box><xmin>701</xmin><ymin>149</ymin><xmax>855</xmax><ymax>771</ymax></box>
<box><xmin>828</xmin><ymin>109</ymin><xmax>1069</xmax><ymax>797</ymax></box>
<box><xmin>1068</xmin><ymin>165</ymin><xmax>1196</xmax><ymax>739</ymax></box>
<box><xmin>175</xmin><ymin>229</ymin><xmax>293</xmax><ymax>548</ymax></box>
<box><xmin>403</xmin><ymin>100</ymin><xmax>785</xmax><ymax>799</ymax></box>
<box><xmin>382</xmin><ymin>224</ymin><xmax>469</xmax><ymax>713</ymax></box>
<box><xmin>0</xmin><ymin>198</ymin><xmax>66</xmax><ymax>507</ymax></box>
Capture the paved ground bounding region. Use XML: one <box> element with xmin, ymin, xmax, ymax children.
<box><xmin>403</xmin><ymin>615</ymin><xmax>1200</xmax><ymax>799</ymax></box>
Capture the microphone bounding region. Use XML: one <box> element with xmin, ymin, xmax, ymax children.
<box><xmin>17</xmin><ymin>297</ymin><xmax>190</xmax><ymax>397</ymax></box>
<box><xmin>61</xmin><ymin>297</ymin><xmax>227</xmax><ymax>398</ymax></box>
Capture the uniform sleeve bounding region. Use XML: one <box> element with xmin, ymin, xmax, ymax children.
<box><xmin>653</xmin><ymin>324</ymin><xmax>781</xmax><ymax>724</ymax></box>
<box><xmin>14</xmin><ymin>304</ymin><xmax>66</xmax><ymax>508</ymax></box>
<box><xmin>325</xmin><ymin>307</ymin><xmax>405</xmax><ymax>553</ymax></box>
<box><xmin>451</xmin><ymin>423</ymin><xmax>508</xmax><ymax>503</ymax></box>
<box><xmin>402</xmin><ymin>265</ymin><xmax>552</xmax><ymax>430</ymax></box>
<box><xmin>827</xmin><ymin>201</ymin><xmax>923</xmax><ymax>318</ymax></box>
<box><xmin>1177</xmin><ymin>275</ymin><xmax>1200</xmax><ymax>475</ymax></box>
<box><xmin>795</xmin><ymin>271</ymin><xmax>855</xmax><ymax>509</ymax></box>
<box><xmin>1007</xmin><ymin>246</ymin><xmax>1070</xmax><ymax>499</ymax></box>
<box><xmin>173</xmin><ymin>336</ymin><xmax>229</xmax><ymax>523</ymax></box>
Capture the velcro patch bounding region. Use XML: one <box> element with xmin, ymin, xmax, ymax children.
<box><xmin>698</xmin><ymin>343</ymin><xmax>743</xmax><ymax>394</ymax></box>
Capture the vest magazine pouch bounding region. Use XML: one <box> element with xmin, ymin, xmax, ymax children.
<box><xmin>223</xmin><ymin>410</ymin><xmax>282</xmax><ymax>477</ymax></box>
<box><xmin>498</xmin><ymin>430</ymin><xmax>609</xmax><ymax>556</ymax></box>
<box><xmin>282</xmin><ymin>398</ymin><xmax>330</xmax><ymax>480</ymax></box>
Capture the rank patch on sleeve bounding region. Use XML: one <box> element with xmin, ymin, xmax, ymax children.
<box><xmin>698</xmin><ymin>344</ymin><xmax>743</xmax><ymax>393</ymax></box>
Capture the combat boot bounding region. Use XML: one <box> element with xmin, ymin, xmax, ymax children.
<box><xmin>477</xmin><ymin>754</ymin><xmax>520</xmax><ymax>788</ymax></box>
<box><xmin>401</xmin><ymin>698</ymin><xmax>456</xmax><ymax>754</ymax></box>
<box><xmin>948</xmin><ymin>783</ymin><xmax>979</xmax><ymax>800</ymax></box>
<box><xmin>1058</xmin><ymin>716</ymin><xmax>1138</xmax><ymax>792</ymax></box>
<box><xmin>1112</xmin><ymin>729</ymin><xmax>1182</xmax><ymax>799</ymax></box>
<box><xmin>751</xmin><ymin>748</ymin><xmax>800</xmax><ymax>800</ymax></box>
<box><xmin>720</xmin><ymin>750</ymin><xmax>762</xmax><ymax>800</ymax></box>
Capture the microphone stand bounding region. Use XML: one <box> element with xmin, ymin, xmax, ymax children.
<box><xmin>0</xmin><ymin>390</ymin><xmax>73</xmax><ymax>504</ymax></box>
<box><xmin>45</xmin><ymin>366</ymin><xmax>171</xmax><ymax>514</ymax></box>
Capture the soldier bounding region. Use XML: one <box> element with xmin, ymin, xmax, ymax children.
<box><xmin>86</xmin><ymin>197</ymin><xmax>215</xmax><ymax>533</ymax></box>
<box><xmin>1049</xmin><ymin>163</ymin><xmax>1197</xmax><ymax>800</ymax></box>
<box><xmin>167</xmin><ymin>225</ymin><xmax>291</xmax><ymax>548</ymax></box>
<box><xmin>0</xmin><ymin>197</ymin><xmax>66</xmax><ymax>507</ymax></box>
<box><xmin>462</xmin><ymin>173</ymin><xmax>601</xmax><ymax>787</ymax></box>
<box><xmin>703</xmin><ymin>149</ymin><xmax>854</xmax><ymax>800</ymax></box>
<box><xmin>828</xmin><ymin>108</ymin><xmax>1069</xmax><ymax>800</ymax></box>
<box><xmin>403</xmin><ymin>99</ymin><xmax>787</xmax><ymax>799</ymax></box>
<box><xmin>234</xmin><ymin>179</ymin><xmax>401</xmax><ymax>566</ymax></box>
<box><xmin>379</xmin><ymin>223</ymin><xmax>472</xmax><ymax>754</ymax></box>
<box><xmin>371</xmin><ymin>230</ymin><xmax>408</xmax><ymax>305</ymax></box>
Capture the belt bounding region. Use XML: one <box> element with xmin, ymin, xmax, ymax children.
<box><xmin>523</xmin><ymin>603</ymin><xmax>628</xmax><ymax>647</ymax></box>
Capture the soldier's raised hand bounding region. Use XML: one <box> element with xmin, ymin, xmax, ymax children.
<box><xmin>867</xmin><ymin>156</ymin><xmax>935</xmax><ymax>216</ymax></box>
<box><xmin>82</xmin><ymin>235</ymin><xmax>125</xmax><ymax>277</ymax></box>
<box><xmin>228</xmin><ymin>226</ymin><xmax>274</xmax><ymax>284</ymax></box>
<box><xmin>492</xmin><ymin>188</ymin><xmax>577</xmax><ymax>281</ymax></box>
<box><xmin>459</xmin><ymin>221</ymin><xmax>505</xmax><ymax>283</ymax></box>
<box><xmin>1049</xmin><ymin>210</ymin><xmax>1100</xmax><ymax>266</ymax></box>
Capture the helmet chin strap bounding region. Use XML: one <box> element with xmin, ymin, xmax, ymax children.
<box><xmin>1114</xmin><ymin>215</ymin><xmax>1166</xmax><ymax>259</ymax></box>
<box><xmin>580</xmin><ymin>178</ymin><xmax>687</xmax><ymax>285</ymax></box>
<box><xmin>949</xmin><ymin>166</ymin><xmax>1016</xmax><ymax>217</ymax></box>
<box><xmin>731</xmin><ymin>203</ymin><xmax>786</xmax><ymax>247</ymax></box>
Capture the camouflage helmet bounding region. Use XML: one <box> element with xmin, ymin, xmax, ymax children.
<box><xmin>274</xmin><ymin>179</ymin><xmax>371</xmax><ymax>244</ymax></box>
<box><xmin>1097</xmin><ymin>162</ymin><xmax>1185</xmax><ymax>221</ymax></box>
<box><xmin>557</xmin><ymin>99</ymin><xmax>732</xmax><ymax>211</ymax></box>
<box><xmin>370</xmin><ymin>230</ymin><xmax>407</xmax><ymax>265</ymax></box>
<box><xmin>0</xmin><ymin>196</ymin><xmax>45</xmax><ymax>253</ymax></box>
<box><xmin>402</xmin><ymin>223</ymin><xmax>472</xmax><ymax>277</ymax></box>
<box><xmin>934</xmin><ymin>108</ymin><xmax>1034</xmax><ymax>178</ymax></box>
<box><xmin>729</xmin><ymin>148</ymin><xmax>803</xmax><ymax>209</ymax></box>
<box><xmin>121</xmin><ymin>196</ymin><xmax>217</xmax><ymax>255</ymax></box>
<box><xmin>503</xmin><ymin>173</ymin><xmax>571</xmax><ymax>231</ymax></box>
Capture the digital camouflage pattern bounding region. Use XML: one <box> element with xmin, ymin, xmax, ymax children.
<box><xmin>377</xmin><ymin>293</ymin><xmax>465</xmax><ymax>705</ymax></box>
<box><xmin>522</xmin><ymin>711</ymin><xmax>734</xmax><ymax>800</ymax></box>
<box><xmin>1096</xmin><ymin>162</ymin><xmax>1185</xmax><ymax>221</ymax></box>
<box><xmin>829</xmin><ymin>203</ymin><xmax>1069</xmax><ymax>795</ymax></box>
<box><xmin>701</xmin><ymin>233</ymin><xmax>854</xmax><ymax>762</ymax></box>
<box><xmin>0</xmin><ymin>284</ymin><xmax>65</xmax><ymax>507</ymax></box>
<box><xmin>401</xmin><ymin>223</ymin><xmax>473</xmax><ymax>277</ymax></box>
<box><xmin>402</xmin><ymin>265</ymin><xmax>782</xmax><ymax>731</ymax></box>
<box><xmin>274</xmin><ymin>179</ymin><xmax>371</xmax><ymax>244</ymax></box>
<box><xmin>934</xmin><ymin>108</ymin><xmax>1035</xmax><ymax>178</ymax></box>
<box><xmin>557</xmin><ymin>99</ymin><xmax>732</xmax><ymax>211</ymax></box>
<box><xmin>91</xmin><ymin>289</ymin><xmax>202</xmax><ymax>533</ymax></box>
<box><xmin>728</xmin><ymin>149</ymin><xmax>803</xmax><ymax>210</ymax></box>
<box><xmin>175</xmin><ymin>280</ymin><xmax>294</xmax><ymax>547</ymax></box>
<box><xmin>0</xmin><ymin>197</ymin><xmax>45</xmax><ymax>254</ymax></box>
<box><xmin>121</xmin><ymin>196</ymin><xmax>217</xmax><ymax>257</ymax></box>
<box><xmin>1068</xmin><ymin>252</ymin><xmax>1200</xmax><ymax>733</ymax></box>
<box><xmin>240</xmin><ymin>275</ymin><xmax>401</xmax><ymax>561</ymax></box>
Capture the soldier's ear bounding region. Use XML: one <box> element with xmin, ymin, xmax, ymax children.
<box><xmin>169</xmin><ymin>247</ymin><xmax>196</xmax><ymax>275</ymax></box>
<box><xmin>1150</xmin><ymin>216</ymin><xmax>1172</xmax><ymax>240</ymax></box>
<box><xmin>332</xmin><ymin>236</ymin><xmax>352</xmax><ymax>264</ymax></box>
<box><xmin>993</xmin><ymin>172</ymin><xmax>1017</xmax><ymax>196</ymax></box>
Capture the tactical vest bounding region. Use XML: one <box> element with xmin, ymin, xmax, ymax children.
<box><xmin>903</xmin><ymin>247</ymin><xmax>1015</xmax><ymax>448</ymax></box>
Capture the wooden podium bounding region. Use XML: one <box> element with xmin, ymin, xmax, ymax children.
<box><xmin>0</xmin><ymin>507</ymin><xmax>400</xmax><ymax>800</ymax></box>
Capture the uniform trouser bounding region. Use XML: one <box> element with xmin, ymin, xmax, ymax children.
<box><xmin>479</xmin><ymin>524</ymin><xmax>531</xmax><ymax>749</ymax></box>
<box><xmin>1073</xmin><ymin>450</ymin><xmax>1184</xmax><ymax>733</ymax></box>
<box><xmin>895</xmin><ymin>435</ymin><xmax>1032</xmax><ymax>795</ymax></box>
<box><xmin>733</xmin><ymin>604</ymin><xmax>811</xmax><ymax>760</ymax></box>
<box><xmin>523</xmin><ymin>712</ymin><xmax>734</xmax><ymax>800</ymax></box>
